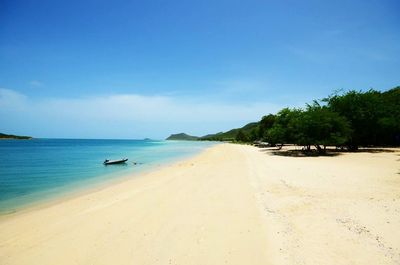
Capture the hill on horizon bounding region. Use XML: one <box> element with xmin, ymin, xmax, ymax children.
<box><xmin>199</xmin><ymin>122</ymin><xmax>259</xmax><ymax>141</ymax></box>
<box><xmin>166</xmin><ymin>133</ymin><xmax>199</xmax><ymax>141</ymax></box>
<box><xmin>166</xmin><ymin>122</ymin><xmax>259</xmax><ymax>141</ymax></box>
<box><xmin>0</xmin><ymin>133</ymin><xmax>32</xmax><ymax>140</ymax></box>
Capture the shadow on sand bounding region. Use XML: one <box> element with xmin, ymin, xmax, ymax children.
<box><xmin>258</xmin><ymin>146</ymin><xmax>397</xmax><ymax>158</ymax></box>
<box><xmin>347</xmin><ymin>148</ymin><xmax>397</xmax><ymax>153</ymax></box>
<box><xmin>261</xmin><ymin>149</ymin><xmax>341</xmax><ymax>157</ymax></box>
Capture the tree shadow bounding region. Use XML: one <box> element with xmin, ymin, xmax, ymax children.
<box><xmin>344</xmin><ymin>148</ymin><xmax>396</xmax><ymax>153</ymax></box>
<box><xmin>265</xmin><ymin>149</ymin><xmax>341</xmax><ymax>157</ymax></box>
<box><xmin>258</xmin><ymin>146</ymin><xmax>398</xmax><ymax>158</ymax></box>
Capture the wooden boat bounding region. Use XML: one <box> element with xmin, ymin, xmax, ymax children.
<box><xmin>103</xmin><ymin>158</ymin><xmax>128</xmax><ymax>165</ymax></box>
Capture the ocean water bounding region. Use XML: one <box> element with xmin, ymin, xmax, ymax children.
<box><xmin>0</xmin><ymin>139</ymin><xmax>215</xmax><ymax>214</ymax></box>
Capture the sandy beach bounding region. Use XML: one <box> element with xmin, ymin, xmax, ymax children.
<box><xmin>0</xmin><ymin>144</ymin><xmax>399</xmax><ymax>265</ymax></box>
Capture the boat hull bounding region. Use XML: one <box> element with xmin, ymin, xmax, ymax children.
<box><xmin>103</xmin><ymin>158</ymin><xmax>128</xmax><ymax>165</ymax></box>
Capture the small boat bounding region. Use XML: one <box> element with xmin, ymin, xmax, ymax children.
<box><xmin>103</xmin><ymin>158</ymin><xmax>128</xmax><ymax>165</ymax></box>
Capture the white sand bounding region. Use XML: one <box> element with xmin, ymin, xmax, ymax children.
<box><xmin>0</xmin><ymin>144</ymin><xmax>399</xmax><ymax>265</ymax></box>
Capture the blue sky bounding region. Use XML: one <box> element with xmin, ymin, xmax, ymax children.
<box><xmin>1</xmin><ymin>0</ymin><xmax>399</xmax><ymax>139</ymax></box>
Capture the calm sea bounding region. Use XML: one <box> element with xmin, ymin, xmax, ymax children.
<box><xmin>0</xmin><ymin>139</ymin><xmax>215</xmax><ymax>214</ymax></box>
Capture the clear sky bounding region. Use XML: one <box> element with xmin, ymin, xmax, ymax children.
<box><xmin>1</xmin><ymin>0</ymin><xmax>399</xmax><ymax>139</ymax></box>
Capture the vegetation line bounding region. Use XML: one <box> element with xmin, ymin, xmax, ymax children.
<box><xmin>169</xmin><ymin>86</ymin><xmax>400</xmax><ymax>154</ymax></box>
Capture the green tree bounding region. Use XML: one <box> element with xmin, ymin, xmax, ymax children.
<box><xmin>249</xmin><ymin>128</ymin><xmax>259</xmax><ymax>141</ymax></box>
<box><xmin>235</xmin><ymin>130</ymin><xmax>249</xmax><ymax>142</ymax></box>
<box><xmin>324</xmin><ymin>88</ymin><xmax>400</xmax><ymax>149</ymax></box>
<box><xmin>378</xmin><ymin>87</ymin><xmax>400</xmax><ymax>145</ymax></box>
<box><xmin>265</xmin><ymin>108</ymin><xmax>301</xmax><ymax>145</ymax></box>
<box><xmin>258</xmin><ymin>114</ymin><xmax>275</xmax><ymax>139</ymax></box>
<box><xmin>293</xmin><ymin>103</ymin><xmax>351</xmax><ymax>153</ymax></box>
<box><xmin>265</xmin><ymin>125</ymin><xmax>286</xmax><ymax>146</ymax></box>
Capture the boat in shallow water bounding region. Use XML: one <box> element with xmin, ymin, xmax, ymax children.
<box><xmin>103</xmin><ymin>158</ymin><xmax>128</xmax><ymax>165</ymax></box>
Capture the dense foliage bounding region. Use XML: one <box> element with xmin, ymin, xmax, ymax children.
<box><xmin>323</xmin><ymin>88</ymin><xmax>400</xmax><ymax>149</ymax></box>
<box><xmin>264</xmin><ymin>104</ymin><xmax>351</xmax><ymax>152</ymax></box>
<box><xmin>201</xmin><ymin>86</ymin><xmax>400</xmax><ymax>151</ymax></box>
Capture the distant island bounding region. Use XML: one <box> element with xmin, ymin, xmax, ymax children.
<box><xmin>166</xmin><ymin>133</ymin><xmax>199</xmax><ymax>141</ymax></box>
<box><xmin>0</xmin><ymin>133</ymin><xmax>32</xmax><ymax>140</ymax></box>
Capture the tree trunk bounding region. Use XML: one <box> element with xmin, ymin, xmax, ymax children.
<box><xmin>315</xmin><ymin>144</ymin><xmax>325</xmax><ymax>154</ymax></box>
<box><xmin>348</xmin><ymin>144</ymin><xmax>358</xmax><ymax>151</ymax></box>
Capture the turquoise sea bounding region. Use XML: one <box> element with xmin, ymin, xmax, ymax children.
<box><xmin>0</xmin><ymin>139</ymin><xmax>215</xmax><ymax>214</ymax></box>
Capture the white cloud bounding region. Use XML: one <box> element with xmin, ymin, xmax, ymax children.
<box><xmin>0</xmin><ymin>88</ymin><xmax>28</xmax><ymax>111</ymax></box>
<box><xmin>0</xmin><ymin>89</ymin><xmax>282</xmax><ymax>138</ymax></box>
<box><xmin>29</xmin><ymin>80</ymin><xmax>43</xmax><ymax>87</ymax></box>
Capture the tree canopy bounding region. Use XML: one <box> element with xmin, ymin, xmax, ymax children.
<box><xmin>197</xmin><ymin>86</ymin><xmax>399</xmax><ymax>152</ymax></box>
<box><xmin>324</xmin><ymin>87</ymin><xmax>400</xmax><ymax>149</ymax></box>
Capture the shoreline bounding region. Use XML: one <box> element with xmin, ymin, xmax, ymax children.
<box><xmin>0</xmin><ymin>143</ymin><xmax>218</xmax><ymax>220</ymax></box>
<box><xmin>1</xmin><ymin>144</ymin><xmax>399</xmax><ymax>265</ymax></box>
